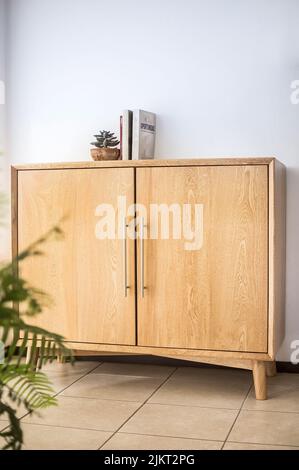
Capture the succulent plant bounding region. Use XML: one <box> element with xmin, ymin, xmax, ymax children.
<box><xmin>91</xmin><ymin>130</ymin><xmax>120</xmax><ymax>148</ymax></box>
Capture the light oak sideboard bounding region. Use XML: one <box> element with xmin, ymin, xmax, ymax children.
<box><xmin>12</xmin><ymin>157</ymin><xmax>286</xmax><ymax>400</ymax></box>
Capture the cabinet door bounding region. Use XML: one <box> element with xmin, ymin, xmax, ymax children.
<box><xmin>18</xmin><ymin>168</ymin><xmax>135</xmax><ymax>345</ymax></box>
<box><xmin>137</xmin><ymin>165</ymin><xmax>268</xmax><ymax>352</ymax></box>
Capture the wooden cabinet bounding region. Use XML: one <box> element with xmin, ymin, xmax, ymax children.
<box><xmin>12</xmin><ymin>158</ymin><xmax>286</xmax><ymax>400</ymax></box>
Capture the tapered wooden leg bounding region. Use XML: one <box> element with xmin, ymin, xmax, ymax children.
<box><xmin>252</xmin><ymin>360</ymin><xmax>267</xmax><ymax>400</ymax></box>
<box><xmin>57</xmin><ymin>354</ymin><xmax>65</xmax><ymax>363</ymax></box>
<box><xmin>26</xmin><ymin>346</ymin><xmax>40</xmax><ymax>369</ymax></box>
<box><xmin>266</xmin><ymin>361</ymin><xmax>277</xmax><ymax>377</ymax></box>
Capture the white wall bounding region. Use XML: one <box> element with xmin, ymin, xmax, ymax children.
<box><xmin>5</xmin><ymin>0</ymin><xmax>299</xmax><ymax>360</ymax></box>
<box><xmin>0</xmin><ymin>0</ymin><xmax>8</xmax><ymax>260</ymax></box>
<box><xmin>0</xmin><ymin>0</ymin><xmax>6</xmax><ymax>153</ymax></box>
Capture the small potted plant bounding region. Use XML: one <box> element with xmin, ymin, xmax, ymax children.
<box><xmin>90</xmin><ymin>130</ymin><xmax>120</xmax><ymax>160</ymax></box>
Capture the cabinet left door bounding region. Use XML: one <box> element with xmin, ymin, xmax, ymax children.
<box><xmin>16</xmin><ymin>168</ymin><xmax>136</xmax><ymax>345</ymax></box>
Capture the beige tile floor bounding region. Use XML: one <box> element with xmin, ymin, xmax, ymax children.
<box><xmin>1</xmin><ymin>361</ymin><xmax>299</xmax><ymax>450</ymax></box>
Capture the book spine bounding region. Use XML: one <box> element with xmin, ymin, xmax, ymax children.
<box><xmin>128</xmin><ymin>110</ymin><xmax>133</xmax><ymax>160</ymax></box>
<box><xmin>132</xmin><ymin>110</ymin><xmax>140</xmax><ymax>160</ymax></box>
<box><xmin>119</xmin><ymin>115</ymin><xmax>123</xmax><ymax>159</ymax></box>
<box><xmin>122</xmin><ymin>110</ymin><xmax>133</xmax><ymax>160</ymax></box>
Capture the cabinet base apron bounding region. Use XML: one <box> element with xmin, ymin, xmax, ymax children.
<box><xmin>25</xmin><ymin>342</ymin><xmax>276</xmax><ymax>400</ymax></box>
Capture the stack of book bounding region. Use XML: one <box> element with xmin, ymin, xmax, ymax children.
<box><xmin>120</xmin><ymin>109</ymin><xmax>156</xmax><ymax>160</ymax></box>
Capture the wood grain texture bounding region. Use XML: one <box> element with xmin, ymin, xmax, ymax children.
<box><xmin>11</xmin><ymin>166</ymin><xmax>19</xmax><ymax>320</ymax></box>
<box><xmin>11</xmin><ymin>166</ymin><xmax>18</xmax><ymax>262</ymax></box>
<box><xmin>252</xmin><ymin>360</ymin><xmax>267</xmax><ymax>400</ymax></box>
<box><xmin>17</xmin><ymin>168</ymin><xmax>136</xmax><ymax>345</ymax></box>
<box><xmin>268</xmin><ymin>159</ymin><xmax>286</xmax><ymax>359</ymax></box>
<box><xmin>12</xmin><ymin>157</ymin><xmax>275</xmax><ymax>171</ymax></box>
<box><xmin>137</xmin><ymin>165</ymin><xmax>268</xmax><ymax>352</ymax></box>
<box><xmin>69</xmin><ymin>350</ymin><xmax>253</xmax><ymax>370</ymax></box>
<box><xmin>73</xmin><ymin>350</ymin><xmax>138</xmax><ymax>357</ymax></box>
<box><xmin>21</xmin><ymin>339</ymin><xmax>273</xmax><ymax>360</ymax></box>
<box><xmin>161</xmin><ymin>355</ymin><xmax>253</xmax><ymax>370</ymax></box>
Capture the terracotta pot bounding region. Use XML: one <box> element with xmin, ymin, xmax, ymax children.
<box><xmin>90</xmin><ymin>147</ymin><xmax>120</xmax><ymax>161</ymax></box>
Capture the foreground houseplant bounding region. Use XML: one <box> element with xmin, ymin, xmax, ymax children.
<box><xmin>0</xmin><ymin>225</ymin><xmax>72</xmax><ymax>450</ymax></box>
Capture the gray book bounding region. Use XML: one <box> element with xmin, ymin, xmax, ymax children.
<box><xmin>132</xmin><ymin>110</ymin><xmax>156</xmax><ymax>160</ymax></box>
<box><xmin>122</xmin><ymin>109</ymin><xmax>133</xmax><ymax>160</ymax></box>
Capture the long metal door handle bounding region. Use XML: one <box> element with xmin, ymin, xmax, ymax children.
<box><xmin>123</xmin><ymin>218</ymin><xmax>129</xmax><ymax>297</ymax></box>
<box><xmin>140</xmin><ymin>217</ymin><xmax>146</xmax><ymax>298</ymax></box>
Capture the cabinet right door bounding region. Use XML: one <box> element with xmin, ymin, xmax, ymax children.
<box><xmin>136</xmin><ymin>165</ymin><xmax>268</xmax><ymax>352</ymax></box>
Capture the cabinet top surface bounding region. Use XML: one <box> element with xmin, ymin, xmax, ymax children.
<box><xmin>12</xmin><ymin>157</ymin><xmax>278</xmax><ymax>171</ymax></box>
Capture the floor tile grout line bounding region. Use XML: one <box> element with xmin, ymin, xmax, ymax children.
<box><xmin>237</xmin><ymin>408</ymin><xmax>299</xmax><ymax>415</ymax></box>
<box><xmin>220</xmin><ymin>382</ymin><xmax>253</xmax><ymax>450</ymax></box>
<box><xmin>88</xmin><ymin>362</ymin><xmax>106</xmax><ymax>372</ymax></box>
<box><xmin>5</xmin><ymin>418</ymin><xmax>299</xmax><ymax>450</ymax></box>
<box><xmin>145</xmin><ymin>401</ymin><xmax>246</xmax><ymax>411</ymax></box>
<box><xmin>47</xmin><ymin>361</ymin><xmax>104</xmax><ymax>396</ymax></box>
<box><xmin>12</xmin><ymin>417</ymin><xmax>299</xmax><ymax>450</ymax></box>
<box><xmin>225</xmin><ymin>440</ymin><xmax>299</xmax><ymax>449</ymax></box>
<box><xmin>97</xmin><ymin>367</ymin><xmax>179</xmax><ymax>450</ymax></box>
<box><xmin>11</xmin><ymin>421</ymin><xmax>117</xmax><ymax>433</ymax></box>
<box><xmin>116</xmin><ymin>430</ymin><xmax>224</xmax><ymax>444</ymax></box>
<box><xmin>10</xmin><ymin>421</ymin><xmax>224</xmax><ymax>445</ymax></box>
<box><xmin>0</xmin><ymin>362</ymin><xmax>104</xmax><ymax>433</ymax></box>
<box><xmin>59</xmin><ymin>394</ymin><xmax>243</xmax><ymax>410</ymax></box>
<box><xmin>17</xmin><ymin>362</ymin><xmax>104</xmax><ymax>423</ymax></box>
<box><xmin>16</xmin><ymin>386</ymin><xmax>299</xmax><ymax>445</ymax></box>
<box><xmin>5</xmin><ymin>364</ymin><xmax>299</xmax><ymax>449</ymax></box>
